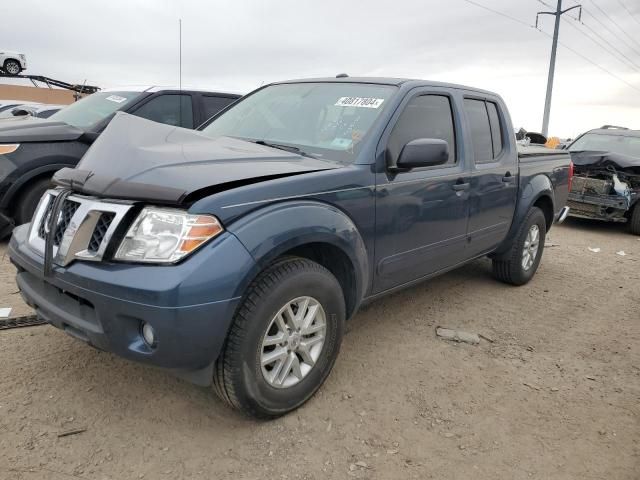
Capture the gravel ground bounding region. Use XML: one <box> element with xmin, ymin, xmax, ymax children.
<box><xmin>0</xmin><ymin>218</ymin><xmax>638</xmax><ymax>479</ymax></box>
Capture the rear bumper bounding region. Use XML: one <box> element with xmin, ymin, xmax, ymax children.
<box><xmin>9</xmin><ymin>224</ymin><xmax>256</xmax><ymax>384</ymax></box>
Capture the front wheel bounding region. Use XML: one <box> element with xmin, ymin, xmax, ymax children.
<box><xmin>213</xmin><ymin>257</ymin><xmax>345</xmax><ymax>418</ymax></box>
<box><xmin>14</xmin><ymin>177</ymin><xmax>52</xmax><ymax>226</ymax></box>
<box><xmin>492</xmin><ymin>207</ymin><xmax>547</xmax><ymax>286</ymax></box>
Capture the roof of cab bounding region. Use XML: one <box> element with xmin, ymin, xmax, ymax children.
<box><xmin>274</xmin><ymin>76</ymin><xmax>500</xmax><ymax>96</ymax></box>
<box><xmin>101</xmin><ymin>86</ymin><xmax>242</xmax><ymax>96</ymax></box>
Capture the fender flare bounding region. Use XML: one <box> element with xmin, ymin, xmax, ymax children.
<box><xmin>1</xmin><ymin>163</ymin><xmax>74</xmax><ymax>210</ymax></box>
<box><xmin>495</xmin><ymin>175</ymin><xmax>555</xmax><ymax>255</ymax></box>
<box><xmin>227</xmin><ymin>200</ymin><xmax>370</xmax><ymax>308</ymax></box>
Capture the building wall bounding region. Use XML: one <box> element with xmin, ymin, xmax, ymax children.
<box><xmin>0</xmin><ymin>84</ymin><xmax>86</xmax><ymax>105</ymax></box>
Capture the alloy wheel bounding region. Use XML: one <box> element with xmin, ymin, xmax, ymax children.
<box><xmin>260</xmin><ymin>296</ymin><xmax>327</xmax><ymax>389</ymax></box>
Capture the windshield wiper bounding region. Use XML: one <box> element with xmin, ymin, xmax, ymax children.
<box><xmin>253</xmin><ymin>140</ymin><xmax>316</xmax><ymax>159</ymax></box>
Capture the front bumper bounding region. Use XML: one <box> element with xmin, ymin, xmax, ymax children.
<box><xmin>9</xmin><ymin>224</ymin><xmax>256</xmax><ymax>384</ymax></box>
<box><xmin>567</xmin><ymin>191</ymin><xmax>631</xmax><ymax>222</ymax></box>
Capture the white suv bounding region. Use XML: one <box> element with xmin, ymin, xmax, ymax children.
<box><xmin>0</xmin><ymin>51</ymin><xmax>27</xmax><ymax>75</ymax></box>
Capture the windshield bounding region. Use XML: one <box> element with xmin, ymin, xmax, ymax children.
<box><xmin>569</xmin><ymin>132</ymin><xmax>640</xmax><ymax>158</ymax></box>
<box><xmin>48</xmin><ymin>91</ymin><xmax>142</xmax><ymax>129</ymax></box>
<box><xmin>201</xmin><ymin>82</ymin><xmax>396</xmax><ymax>161</ymax></box>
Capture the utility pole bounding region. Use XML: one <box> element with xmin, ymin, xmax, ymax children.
<box><xmin>536</xmin><ymin>1</ymin><xmax>582</xmax><ymax>136</ymax></box>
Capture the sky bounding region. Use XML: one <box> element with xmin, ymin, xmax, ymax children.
<box><xmin>2</xmin><ymin>0</ymin><xmax>640</xmax><ymax>138</ymax></box>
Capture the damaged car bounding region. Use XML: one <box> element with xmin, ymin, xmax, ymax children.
<box><xmin>567</xmin><ymin>125</ymin><xmax>640</xmax><ymax>234</ymax></box>
<box><xmin>10</xmin><ymin>77</ymin><xmax>571</xmax><ymax>418</ymax></box>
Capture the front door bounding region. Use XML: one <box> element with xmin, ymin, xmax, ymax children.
<box><xmin>373</xmin><ymin>91</ymin><xmax>470</xmax><ymax>293</ymax></box>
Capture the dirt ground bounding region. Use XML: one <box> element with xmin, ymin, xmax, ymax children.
<box><xmin>0</xmin><ymin>218</ymin><xmax>638</xmax><ymax>480</ymax></box>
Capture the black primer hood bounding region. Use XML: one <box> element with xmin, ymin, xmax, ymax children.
<box><xmin>570</xmin><ymin>150</ymin><xmax>640</xmax><ymax>172</ymax></box>
<box><xmin>0</xmin><ymin>118</ymin><xmax>85</xmax><ymax>143</ymax></box>
<box><xmin>53</xmin><ymin>112</ymin><xmax>342</xmax><ymax>204</ymax></box>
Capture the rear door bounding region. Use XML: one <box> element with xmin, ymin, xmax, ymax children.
<box><xmin>373</xmin><ymin>89</ymin><xmax>471</xmax><ymax>293</ymax></box>
<box><xmin>463</xmin><ymin>96</ymin><xmax>517</xmax><ymax>256</ymax></box>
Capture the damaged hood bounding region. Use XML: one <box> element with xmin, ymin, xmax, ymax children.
<box><xmin>570</xmin><ymin>150</ymin><xmax>640</xmax><ymax>171</ymax></box>
<box><xmin>53</xmin><ymin>112</ymin><xmax>342</xmax><ymax>204</ymax></box>
<box><xmin>0</xmin><ymin>118</ymin><xmax>85</xmax><ymax>143</ymax></box>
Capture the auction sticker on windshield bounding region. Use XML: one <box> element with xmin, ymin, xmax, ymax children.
<box><xmin>335</xmin><ymin>97</ymin><xmax>384</xmax><ymax>108</ymax></box>
<box><xmin>105</xmin><ymin>95</ymin><xmax>128</xmax><ymax>104</ymax></box>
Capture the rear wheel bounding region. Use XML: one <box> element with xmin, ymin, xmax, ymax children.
<box><xmin>629</xmin><ymin>204</ymin><xmax>640</xmax><ymax>235</ymax></box>
<box><xmin>492</xmin><ymin>207</ymin><xmax>546</xmax><ymax>286</ymax></box>
<box><xmin>3</xmin><ymin>59</ymin><xmax>21</xmax><ymax>75</ymax></box>
<box><xmin>213</xmin><ymin>257</ymin><xmax>345</xmax><ymax>418</ymax></box>
<box><xmin>14</xmin><ymin>177</ymin><xmax>52</xmax><ymax>226</ymax></box>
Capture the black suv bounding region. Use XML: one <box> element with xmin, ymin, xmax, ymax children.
<box><xmin>0</xmin><ymin>86</ymin><xmax>241</xmax><ymax>235</ymax></box>
<box><xmin>566</xmin><ymin>125</ymin><xmax>640</xmax><ymax>234</ymax></box>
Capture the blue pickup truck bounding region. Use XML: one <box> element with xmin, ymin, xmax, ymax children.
<box><xmin>9</xmin><ymin>77</ymin><xmax>572</xmax><ymax>418</ymax></box>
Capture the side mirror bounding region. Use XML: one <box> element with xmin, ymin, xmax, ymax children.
<box><xmin>395</xmin><ymin>138</ymin><xmax>449</xmax><ymax>170</ymax></box>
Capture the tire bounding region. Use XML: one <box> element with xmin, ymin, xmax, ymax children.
<box><xmin>213</xmin><ymin>257</ymin><xmax>346</xmax><ymax>418</ymax></box>
<box><xmin>3</xmin><ymin>59</ymin><xmax>21</xmax><ymax>75</ymax></box>
<box><xmin>629</xmin><ymin>204</ymin><xmax>640</xmax><ymax>235</ymax></box>
<box><xmin>14</xmin><ymin>177</ymin><xmax>52</xmax><ymax>226</ymax></box>
<box><xmin>492</xmin><ymin>206</ymin><xmax>546</xmax><ymax>286</ymax></box>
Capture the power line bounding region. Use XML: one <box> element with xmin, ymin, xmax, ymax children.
<box><xmin>577</xmin><ymin>7</ymin><xmax>640</xmax><ymax>58</ymax></box>
<box><xmin>615</xmin><ymin>0</ymin><xmax>640</xmax><ymax>27</ymax></box>
<box><xmin>564</xmin><ymin>16</ymin><xmax>640</xmax><ymax>72</ymax></box>
<box><xmin>459</xmin><ymin>0</ymin><xmax>640</xmax><ymax>95</ymax></box>
<box><xmin>587</xmin><ymin>0</ymin><xmax>640</xmax><ymax>50</ymax></box>
<box><xmin>460</xmin><ymin>0</ymin><xmax>535</xmax><ymax>28</ymax></box>
<box><xmin>539</xmin><ymin>29</ymin><xmax>640</xmax><ymax>93</ymax></box>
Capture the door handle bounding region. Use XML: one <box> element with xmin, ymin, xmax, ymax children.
<box><xmin>452</xmin><ymin>182</ymin><xmax>470</xmax><ymax>192</ymax></box>
<box><xmin>502</xmin><ymin>172</ymin><xmax>516</xmax><ymax>184</ymax></box>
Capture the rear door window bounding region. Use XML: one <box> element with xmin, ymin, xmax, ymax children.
<box><xmin>463</xmin><ymin>99</ymin><xmax>493</xmax><ymax>164</ymax></box>
<box><xmin>132</xmin><ymin>94</ymin><xmax>194</xmax><ymax>128</ymax></box>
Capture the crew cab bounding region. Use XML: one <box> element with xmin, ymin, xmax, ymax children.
<box><xmin>565</xmin><ymin>125</ymin><xmax>640</xmax><ymax>234</ymax></box>
<box><xmin>9</xmin><ymin>77</ymin><xmax>572</xmax><ymax>418</ymax></box>
<box><xmin>0</xmin><ymin>86</ymin><xmax>241</xmax><ymax>236</ymax></box>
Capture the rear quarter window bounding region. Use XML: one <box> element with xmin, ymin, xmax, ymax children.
<box><xmin>486</xmin><ymin>102</ymin><xmax>503</xmax><ymax>157</ymax></box>
<box><xmin>201</xmin><ymin>95</ymin><xmax>237</xmax><ymax>121</ymax></box>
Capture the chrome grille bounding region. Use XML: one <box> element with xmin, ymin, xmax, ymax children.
<box><xmin>37</xmin><ymin>199</ymin><xmax>80</xmax><ymax>245</ymax></box>
<box><xmin>54</xmin><ymin>200</ymin><xmax>80</xmax><ymax>245</ymax></box>
<box><xmin>28</xmin><ymin>189</ymin><xmax>133</xmax><ymax>267</ymax></box>
<box><xmin>88</xmin><ymin>212</ymin><xmax>116</xmax><ymax>253</ymax></box>
<box><xmin>37</xmin><ymin>199</ymin><xmax>54</xmax><ymax>238</ymax></box>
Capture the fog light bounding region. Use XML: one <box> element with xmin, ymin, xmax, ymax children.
<box><xmin>141</xmin><ymin>322</ymin><xmax>156</xmax><ymax>347</ymax></box>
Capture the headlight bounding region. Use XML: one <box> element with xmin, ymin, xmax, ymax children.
<box><xmin>0</xmin><ymin>144</ymin><xmax>19</xmax><ymax>155</ymax></box>
<box><xmin>114</xmin><ymin>207</ymin><xmax>223</xmax><ymax>263</ymax></box>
